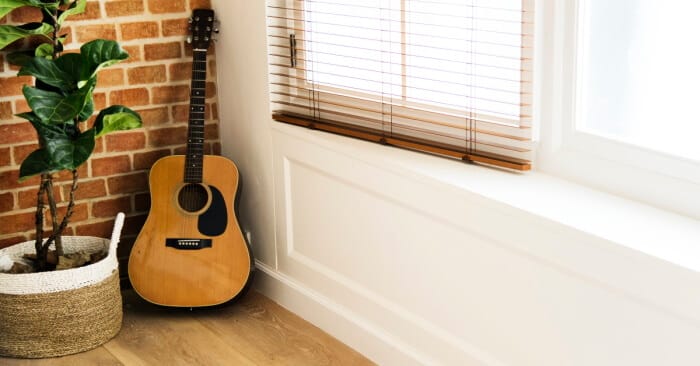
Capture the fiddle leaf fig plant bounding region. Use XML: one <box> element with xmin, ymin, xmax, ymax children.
<box><xmin>0</xmin><ymin>0</ymin><xmax>142</xmax><ymax>271</ymax></box>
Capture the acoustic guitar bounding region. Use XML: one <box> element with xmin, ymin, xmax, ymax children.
<box><xmin>128</xmin><ymin>9</ymin><xmax>253</xmax><ymax>307</ymax></box>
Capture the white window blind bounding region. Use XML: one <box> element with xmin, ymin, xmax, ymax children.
<box><xmin>267</xmin><ymin>0</ymin><xmax>533</xmax><ymax>170</ymax></box>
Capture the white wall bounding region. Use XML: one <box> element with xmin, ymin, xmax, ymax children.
<box><xmin>213</xmin><ymin>2</ymin><xmax>700</xmax><ymax>365</ymax></box>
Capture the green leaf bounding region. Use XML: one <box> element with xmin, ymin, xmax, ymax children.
<box><xmin>35</xmin><ymin>43</ymin><xmax>53</xmax><ymax>58</ymax></box>
<box><xmin>6</xmin><ymin>50</ymin><xmax>34</xmax><ymax>67</ymax></box>
<box><xmin>18</xmin><ymin>56</ymin><xmax>74</xmax><ymax>92</ymax></box>
<box><xmin>78</xmin><ymin>94</ymin><xmax>93</xmax><ymax>120</ymax></box>
<box><xmin>23</xmin><ymin>78</ymin><xmax>95</xmax><ymax>124</ymax></box>
<box><xmin>54</xmin><ymin>52</ymin><xmax>82</xmax><ymax>80</ymax></box>
<box><xmin>25</xmin><ymin>0</ymin><xmax>59</xmax><ymax>8</ymax></box>
<box><xmin>29</xmin><ymin>121</ymin><xmax>95</xmax><ymax>171</ymax></box>
<box><xmin>57</xmin><ymin>0</ymin><xmax>86</xmax><ymax>24</ymax></box>
<box><xmin>15</xmin><ymin>111</ymin><xmax>43</xmax><ymax>124</ymax></box>
<box><xmin>80</xmin><ymin>39</ymin><xmax>128</xmax><ymax>82</ymax></box>
<box><xmin>45</xmin><ymin>127</ymin><xmax>94</xmax><ymax>170</ymax></box>
<box><xmin>94</xmin><ymin>105</ymin><xmax>142</xmax><ymax>138</ymax></box>
<box><xmin>19</xmin><ymin>148</ymin><xmax>52</xmax><ymax>180</ymax></box>
<box><xmin>0</xmin><ymin>0</ymin><xmax>31</xmax><ymax>20</ymax></box>
<box><xmin>0</xmin><ymin>23</ymin><xmax>53</xmax><ymax>50</ymax></box>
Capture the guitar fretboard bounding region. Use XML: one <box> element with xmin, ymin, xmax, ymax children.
<box><xmin>184</xmin><ymin>50</ymin><xmax>208</xmax><ymax>183</ymax></box>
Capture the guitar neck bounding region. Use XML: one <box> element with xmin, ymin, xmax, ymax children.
<box><xmin>184</xmin><ymin>50</ymin><xmax>208</xmax><ymax>183</ymax></box>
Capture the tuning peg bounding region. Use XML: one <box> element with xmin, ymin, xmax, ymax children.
<box><xmin>188</xmin><ymin>17</ymin><xmax>193</xmax><ymax>24</ymax></box>
<box><xmin>186</xmin><ymin>35</ymin><xmax>192</xmax><ymax>44</ymax></box>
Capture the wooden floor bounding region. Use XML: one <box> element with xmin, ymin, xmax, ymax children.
<box><xmin>1</xmin><ymin>290</ymin><xmax>374</xmax><ymax>366</ymax></box>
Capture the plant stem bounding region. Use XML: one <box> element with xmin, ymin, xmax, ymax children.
<box><xmin>34</xmin><ymin>174</ymin><xmax>49</xmax><ymax>271</ymax></box>
<box><xmin>45</xmin><ymin>175</ymin><xmax>63</xmax><ymax>257</ymax></box>
<box><xmin>42</xmin><ymin>170</ymin><xmax>78</xmax><ymax>256</ymax></box>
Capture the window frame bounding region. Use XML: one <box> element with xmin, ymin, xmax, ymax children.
<box><xmin>535</xmin><ymin>0</ymin><xmax>700</xmax><ymax>220</ymax></box>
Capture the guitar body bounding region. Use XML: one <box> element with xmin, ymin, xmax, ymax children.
<box><xmin>128</xmin><ymin>155</ymin><xmax>253</xmax><ymax>307</ymax></box>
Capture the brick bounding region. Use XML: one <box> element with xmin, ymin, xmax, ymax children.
<box><xmin>93</xmin><ymin>136</ymin><xmax>105</xmax><ymax>154</ymax></box>
<box><xmin>148</xmin><ymin>126</ymin><xmax>187</xmax><ymax>147</ymax></box>
<box><xmin>134</xmin><ymin>192</ymin><xmax>151</xmax><ymax>212</ymax></box>
<box><xmin>206</xmin><ymin>81</ymin><xmax>217</xmax><ymax>97</ymax></box>
<box><xmin>31</xmin><ymin>226</ymin><xmax>76</xmax><ymax>240</ymax></box>
<box><xmin>209</xmin><ymin>59</ymin><xmax>216</xmax><ymax>77</ymax></box>
<box><xmin>75</xmin><ymin>219</ymin><xmax>115</xmax><ymax>237</ymax></box>
<box><xmin>0</xmin><ymin>192</ymin><xmax>13</xmax><ymax>212</ymax></box>
<box><xmin>0</xmin><ymin>170</ymin><xmax>39</xmax><ymax>190</ymax></box>
<box><xmin>211</xmin><ymin>102</ymin><xmax>218</xmax><ymax>119</ymax></box>
<box><xmin>0</xmin><ymin>147</ymin><xmax>10</xmax><ymax>167</ymax></box>
<box><xmin>97</xmin><ymin>68</ymin><xmax>125</xmax><ymax>87</ymax></box>
<box><xmin>212</xmin><ymin>142</ymin><xmax>221</xmax><ymax>155</ymax></box>
<box><xmin>0</xmin><ymin>123</ymin><xmax>35</xmax><ymax>145</ymax></box>
<box><xmin>120</xmin><ymin>21</ymin><xmax>159</xmax><ymax>41</ymax></box>
<box><xmin>127</xmin><ymin>65</ymin><xmax>166</xmax><ymax>85</ymax></box>
<box><xmin>204</xmin><ymin>123</ymin><xmax>218</xmax><ymax>139</ymax></box>
<box><xmin>9</xmin><ymin>6</ymin><xmax>42</xmax><ymax>23</ymax></box>
<box><xmin>18</xmin><ymin>185</ymin><xmax>62</xmax><ymax>209</ymax></box>
<box><xmin>105</xmin><ymin>0</ymin><xmax>144</xmax><ymax>17</ymax></box>
<box><xmin>75</xmin><ymin>24</ymin><xmax>117</xmax><ymax>43</ymax></box>
<box><xmin>173</xmin><ymin>145</ymin><xmax>186</xmax><ymax>155</ymax></box>
<box><xmin>12</xmin><ymin>143</ymin><xmax>39</xmax><ymax>165</ymax></box>
<box><xmin>162</xmin><ymin>18</ymin><xmax>189</xmax><ymax>37</ymax></box>
<box><xmin>0</xmin><ymin>101</ymin><xmax>12</xmax><ymax>119</ymax></box>
<box><xmin>152</xmin><ymin>85</ymin><xmax>189</xmax><ymax>104</ymax></box>
<box><xmin>133</xmin><ymin>149</ymin><xmax>170</xmax><ymax>170</ymax></box>
<box><xmin>0</xmin><ymin>236</ymin><xmax>27</xmax><ymax>249</ymax></box>
<box><xmin>0</xmin><ymin>211</ymin><xmax>34</xmax><ymax>235</ymax></box>
<box><xmin>93</xmin><ymin>92</ymin><xmax>107</xmax><ymax>110</ymax></box>
<box><xmin>71</xmin><ymin>1</ymin><xmax>102</xmax><ymax>21</ymax></box>
<box><xmin>122</xmin><ymin>45</ymin><xmax>141</xmax><ymax>63</ymax></box>
<box><xmin>168</xmin><ymin>62</ymin><xmax>191</xmax><ymax>81</ymax></box>
<box><xmin>92</xmin><ymin>196</ymin><xmax>132</xmax><ymax>218</ymax></box>
<box><xmin>46</xmin><ymin>203</ymin><xmax>89</xmax><ymax>227</ymax></box>
<box><xmin>172</xmin><ymin>104</ymin><xmax>189</xmax><ymax>122</ymax></box>
<box><xmin>136</xmin><ymin>106</ymin><xmax>169</xmax><ymax>126</ymax></box>
<box><xmin>144</xmin><ymin>42</ymin><xmax>181</xmax><ymax>61</ymax></box>
<box><xmin>0</xmin><ymin>76</ymin><xmax>32</xmax><ymax>97</ymax></box>
<box><xmin>107</xmin><ymin>172</ymin><xmax>148</xmax><ymax>194</ymax></box>
<box><xmin>147</xmin><ymin>0</ymin><xmax>185</xmax><ymax>13</ymax></box>
<box><xmin>55</xmin><ymin>164</ymin><xmax>88</xmax><ymax>182</ymax></box>
<box><xmin>189</xmin><ymin>0</ymin><xmax>212</xmax><ymax>10</ymax></box>
<box><xmin>14</xmin><ymin>99</ymin><xmax>29</xmax><ymax>114</ymax></box>
<box><xmin>91</xmin><ymin>155</ymin><xmax>132</xmax><ymax>176</ymax></box>
<box><xmin>105</xmin><ymin>131</ymin><xmax>146</xmax><ymax>152</ymax></box>
<box><xmin>109</xmin><ymin>88</ymin><xmax>150</xmax><ymax>106</ymax></box>
<box><xmin>65</xmin><ymin>179</ymin><xmax>107</xmax><ymax>201</ymax></box>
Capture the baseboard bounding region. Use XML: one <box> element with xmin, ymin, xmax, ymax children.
<box><xmin>253</xmin><ymin>260</ymin><xmax>435</xmax><ymax>366</ymax></box>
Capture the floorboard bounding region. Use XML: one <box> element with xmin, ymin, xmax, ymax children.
<box><xmin>0</xmin><ymin>290</ymin><xmax>374</xmax><ymax>366</ymax></box>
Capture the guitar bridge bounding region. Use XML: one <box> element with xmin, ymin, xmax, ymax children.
<box><xmin>166</xmin><ymin>238</ymin><xmax>212</xmax><ymax>250</ymax></box>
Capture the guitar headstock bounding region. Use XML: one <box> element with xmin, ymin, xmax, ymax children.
<box><xmin>187</xmin><ymin>9</ymin><xmax>217</xmax><ymax>49</ymax></box>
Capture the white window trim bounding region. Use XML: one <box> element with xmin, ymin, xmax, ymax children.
<box><xmin>535</xmin><ymin>0</ymin><xmax>700</xmax><ymax>220</ymax></box>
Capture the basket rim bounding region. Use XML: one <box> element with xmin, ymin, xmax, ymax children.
<box><xmin>0</xmin><ymin>236</ymin><xmax>111</xmax><ymax>277</ymax></box>
<box><xmin>0</xmin><ymin>236</ymin><xmax>119</xmax><ymax>295</ymax></box>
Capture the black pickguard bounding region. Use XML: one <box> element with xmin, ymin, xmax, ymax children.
<box><xmin>198</xmin><ymin>185</ymin><xmax>227</xmax><ymax>236</ymax></box>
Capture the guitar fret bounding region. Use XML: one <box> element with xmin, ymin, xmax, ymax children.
<box><xmin>183</xmin><ymin>47</ymin><xmax>211</xmax><ymax>183</ymax></box>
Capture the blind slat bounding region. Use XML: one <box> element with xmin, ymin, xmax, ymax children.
<box><xmin>267</xmin><ymin>0</ymin><xmax>533</xmax><ymax>170</ymax></box>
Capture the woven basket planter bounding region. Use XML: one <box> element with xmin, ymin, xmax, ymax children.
<box><xmin>0</xmin><ymin>213</ymin><xmax>125</xmax><ymax>359</ymax></box>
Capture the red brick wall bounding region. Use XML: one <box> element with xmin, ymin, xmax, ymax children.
<box><xmin>0</xmin><ymin>0</ymin><xmax>220</xmax><ymax>272</ymax></box>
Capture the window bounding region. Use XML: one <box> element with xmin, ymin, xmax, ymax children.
<box><xmin>537</xmin><ymin>0</ymin><xmax>700</xmax><ymax>219</ymax></box>
<box><xmin>578</xmin><ymin>0</ymin><xmax>700</xmax><ymax>162</ymax></box>
<box><xmin>267</xmin><ymin>0</ymin><xmax>534</xmax><ymax>171</ymax></box>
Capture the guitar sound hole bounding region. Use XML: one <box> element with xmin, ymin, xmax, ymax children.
<box><xmin>178</xmin><ymin>184</ymin><xmax>209</xmax><ymax>213</ymax></box>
